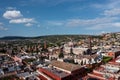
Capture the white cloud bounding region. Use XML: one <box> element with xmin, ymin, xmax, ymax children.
<box><xmin>86</xmin><ymin>23</ymin><xmax>112</xmax><ymax>30</ymax></box>
<box><xmin>87</xmin><ymin>0</ymin><xmax>120</xmax><ymax>31</ymax></box>
<box><xmin>3</xmin><ymin>10</ymin><xmax>23</xmax><ymax>19</ymax></box>
<box><xmin>103</xmin><ymin>8</ymin><xmax>120</xmax><ymax>16</ymax></box>
<box><xmin>91</xmin><ymin>0</ymin><xmax>120</xmax><ymax>9</ymax></box>
<box><xmin>9</xmin><ymin>18</ymin><xmax>35</xmax><ymax>24</ymax></box>
<box><xmin>0</xmin><ymin>22</ymin><xmax>3</xmax><ymax>25</ymax></box>
<box><xmin>0</xmin><ymin>22</ymin><xmax>8</xmax><ymax>31</ymax></box>
<box><xmin>65</xmin><ymin>17</ymin><xmax>117</xmax><ymax>27</ymax></box>
<box><xmin>37</xmin><ymin>24</ymin><xmax>41</xmax><ymax>27</ymax></box>
<box><xmin>86</xmin><ymin>22</ymin><xmax>120</xmax><ymax>30</ymax></box>
<box><xmin>46</xmin><ymin>16</ymin><xmax>120</xmax><ymax>31</ymax></box>
<box><xmin>91</xmin><ymin>4</ymin><xmax>104</xmax><ymax>9</ymax></box>
<box><xmin>6</xmin><ymin>7</ymin><xmax>16</xmax><ymax>10</ymax></box>
<box><xmin>3</xmin><ymin>9</ymin><xmax>37</xmax><ymax>27</ymax></box>
<box><xmin>91</xmin><ymin>0</ymin><xmax>120</xmax><ymax>17</ymax></box>
<box><xmin>25</xmin><ymin>23</ymin><xmax>33</xmax><ymax>27</ymax></box>
<box><xmin>47</xmin><ymin>21</ymin><xmax>63</xmax><ymax>26</ymax></box>
<box><xmin>112</xmin><ymin>22</ymin><xmax>120</xmax><ymax>27</ymax></box>
<box><xmin>106</xmin><ymin>0</ymin><xmax>120</xmax><ymax>9</ymax></box>
<box><xmin>0</xmin><ymin>26</ymin><xmax>8</xmax><ymax>31</ymax></box>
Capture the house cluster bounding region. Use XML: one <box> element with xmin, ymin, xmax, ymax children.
<box><xmin>83</xmin><ymin>53</ymin><xmax>120</xmax><ymax>80</ymax></box>
<box><xmin>37</xmin><ymin>60</ymin><xmax>86</xmax><ymax>80</ymax></box>
<box><xmin>1</xmin><ymin>33</ymin><xmax>120</xmax><ymax>80</ymax></box>
<box><xmin>0</xmin><ymin>54</ymin><xmax>41</xmax><ymax>80</ymax></box>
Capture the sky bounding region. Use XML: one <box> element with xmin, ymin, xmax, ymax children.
<box><xmin>0</xmin><ymin>0</ymin><xmax>120</xmax><ymax>37</ymax></box>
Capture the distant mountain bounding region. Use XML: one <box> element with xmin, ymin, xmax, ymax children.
<box><xmin>0</xmin><ymin>36</ymin><xmax>31</xmax><ymax>40</ymax></box>
<box><xmin>0</xmin><ymin>34</ymin><xmax>100</xmax><ymax>41</ymax></box>
<box><xmin>1</xmin><ymin>32</ymin><xmax>120</xmax><ymax>40</ymax></box>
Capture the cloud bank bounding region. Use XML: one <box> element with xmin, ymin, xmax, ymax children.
<box><xmin>3</xmin><ymin>9</ymin><xmax>36</xmax><ymax>27</ymax></box>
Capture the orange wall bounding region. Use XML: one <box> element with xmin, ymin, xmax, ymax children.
<box><xmin>38</xmin><ymin>67</ymin><xmax>86</xmax><ymax>80</ymax></box>
<box><xmin>38</xmin><ymin>75</ymin><xmax>47</xmax><ymax>80</ymax></box>
<box><xmin>108</xmin><ymin>52</ymin><xmax>114</xmax><ymax>57</ymax></box>
<box><xmin>39</xmin><ymin>68</ymin><xmax>60</xmax><ymax>80</ymax></box>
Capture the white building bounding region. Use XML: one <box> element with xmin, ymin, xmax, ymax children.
<box><xmin>64</xmin><ymin>46</ymin><xmax>88</xmax><ymax>55</ymax></box>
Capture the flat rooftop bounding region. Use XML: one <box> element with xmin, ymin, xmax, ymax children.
<box><xmin>105</xmin><ymin>63</ymin><xmax>120</xmax><ymax>67</ymax></box>
<box><xmin>43</xmin><ymin>67</ymin><xmax>70</xmax><ymax>78</ymax></box>
<box><xmin>95</xmin><ymin>66</ymin><xmax>120</xmax><ymax>74</ymax></box>
<box><xmin>51</xmin><ymin>60</ymin><xmax>82</xmax><ymax>72</ymax></box>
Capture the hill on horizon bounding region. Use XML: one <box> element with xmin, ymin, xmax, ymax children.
<box><xmin>0</xmin><ymin>34</ymin><xmax>100</xmax><ymax>40</ymax></box>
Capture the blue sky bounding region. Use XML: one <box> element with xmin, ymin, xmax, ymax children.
<box><xmin>0</xmin><ymin>0</ymin><xmax>120</xmax><ymax>37</ymax></box>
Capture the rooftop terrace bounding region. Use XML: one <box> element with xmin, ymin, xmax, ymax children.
<box><xmin>51</xmin><ymin>60</ymin><xmax>82</xmax><ymax>72</ymax></box>
<box><xmin>43</xmin><ymin>66</ymin><xmax>70</xmax><ymax>78</ymax></box>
